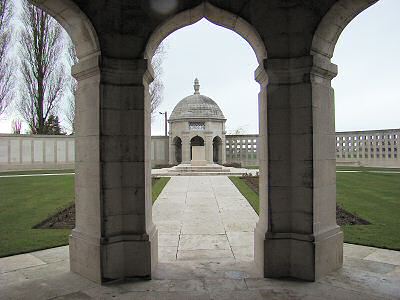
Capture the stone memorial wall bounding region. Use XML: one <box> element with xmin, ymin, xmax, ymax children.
<box><xmin>336</xmin><ymin>129</ymin><xmax>400</xmax><ymax>168</ymax></box>
<box><xmin>1</xmin><ymin>129</ymin><xmax>400</xmax><ymax>171</ymax></box>
<box><xmin>0</xmin><ymin>134</ymin><xmax>75</xmax><ymax>171</ymax></box>
<box><xmin>225</xmin><ymin>135</ymin><xmax>259</xmax><ymax>167</ymax></box>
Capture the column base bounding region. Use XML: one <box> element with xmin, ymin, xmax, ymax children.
<box><xmin>70</xmin><ymin>227</ymin><xmax>158</xmax><ymax>284</ymax></box>
<box><xmin>260</xmin><ymin>227</ymin><xmax>343</xmax><ymax>281</ymax></box>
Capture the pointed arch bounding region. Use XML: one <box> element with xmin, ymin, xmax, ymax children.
<box><xmin>30</xmin><ymin>0</ymin><xmax>100</xmax><ymax>60</ymax></box>
<box><xmin>145</xmin><ymin>2</ymin><xmax>267</xmax><ymax>63</ymax></box>
<box><xmin>311</xmin><ymin>0</ymin><xmax>380</xmax><ymax>59</ymax></box>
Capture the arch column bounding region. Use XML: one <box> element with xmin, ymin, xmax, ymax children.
<box><xmin>182</xmin><ymin>134</ymin><xmax>190</xmax><ymax>164</ymax></box>
<box><xmin>168</xmin><ymin>135</ymin><xmax>175</xmax><ymax>165</ymax></box>
<box><xmin>221</xmin><ymin>136</ymin><xmax>227</xmax><ymax>164</ymax></box>
<box><xmin>255</xmin><ymin>55</ymin><xmax>343</xmax><ymax>281</ymax></box>
<box><xmin>205</xmin><ymin>134</ymin><xmax>213</xmax><ymax>164</ymax></box>
<box><xmin>69</xmin><ymin>56</ymin><xmax>157</xmax><ymax>283</ymax></box>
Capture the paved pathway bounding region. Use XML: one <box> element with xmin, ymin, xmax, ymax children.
<box><xmin>153</xmin><ymin>176</ymin><xmax>257</xmax><ymax>263</ymax></box>
<box><xmin>1</xmin><ymin>175</ymin><xmax>400</xmax><ymax>299</ymax></box>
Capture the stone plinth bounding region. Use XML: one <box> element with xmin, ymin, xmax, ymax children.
<box><xmin>191</xmin><ymin>146</ymin><xmax>207</xmax><ymax>166</ymax></box>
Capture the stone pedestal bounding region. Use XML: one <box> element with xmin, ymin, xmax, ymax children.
<box><xmin>191</xmin><ymin>146</ymin><xmax>207</xmax><ymax>166</ymax></box>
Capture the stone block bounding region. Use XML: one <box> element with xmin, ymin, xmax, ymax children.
<box><xmin>33</xmin><ymin>140</ymin><xmax>43</xmax><ymax>162</ymax></box>
<box><xmin>10</xmin><ymin>140</ymin><xmax>20</xmax><ymax>163</ymax></box>
<box><xmin>69</xmin><ymin>231</ymin><xmax>102</xmax><ymax>284</ymax></box>
<box><xmin>263</xmin><ymin>228</ymin><xmax>343</xmax><ymax>281</ymax></box>
<box><xmin>0</xmin><ymin>140</ymin><xmax>8</xmax><ymax>163</ymax></box>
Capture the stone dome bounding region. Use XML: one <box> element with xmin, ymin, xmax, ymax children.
<box><xmin>169</xmin><ymin>79</ymin><xmax>226</xmax><ymax>121</ymax></box>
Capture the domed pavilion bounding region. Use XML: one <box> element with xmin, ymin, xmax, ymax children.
<box><xmin>168</xmin><ymin>79</ymin><xmax>227</xmax><ymax>166</ymax></box>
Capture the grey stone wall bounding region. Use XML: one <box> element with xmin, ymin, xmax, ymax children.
<box><xmin>225</xmin><ymin>135</ymin><xmax>259</xmax><ymax>167</ymax></box>
<box><xmin>2</xmin><ymin>130</ymin><xmax>399</xmax><ymax>171</ymax></box>
<box><xmin>336</xmin><ymin>129</ymin><xmax>400</xmax><ymax>168</ymax></box>
<box><xmin>0</xmin><ymin>134</ymin><xmax>170</xmax><ymax>171</ymax></box>
<box><xmin>0</xmin><ymin>134</ymin><xmax>75</xmax><ymax>171</ymax></box>
<box><xmin>151</xmin><ymin>136</ymin><xmax>169</xmax><ymax>167</ymax></box>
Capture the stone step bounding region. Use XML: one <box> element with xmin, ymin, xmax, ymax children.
<box><xmin>154</xmin><ymin>171</ymin><xmax>244</xmax><ymax>176</ymax></box>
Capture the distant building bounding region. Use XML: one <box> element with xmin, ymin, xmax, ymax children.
<box><xmin>168</xmin><ymin>79</ymin><xmax>226</xmax><ymax>165</ymax></box>
<box><xmin>336</xmin><ymin>129</ymin><xmax>399</xmax><ymax>168</ymax></box>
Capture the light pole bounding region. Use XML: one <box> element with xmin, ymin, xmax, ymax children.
<box><xmin>159</xmin><ymin>111</ymin><xmax>168</xmax><ymax>136</ymax></box>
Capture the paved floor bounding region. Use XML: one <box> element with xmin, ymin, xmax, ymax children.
<box><xmin>153</xmin><ymin>176</ymin><xmax>257</xmax><ymax>263</ymax></box>
<box><xmin>0</xmin><ymin>176</ymin><xmax>399</xmax><ymax>299</ymax></box>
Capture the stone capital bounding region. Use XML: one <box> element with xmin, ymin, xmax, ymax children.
<box><xmin>255</xmin><ymin>63</ymin><xmax>268</xmax><ymax>86</ymax></box>
<box><xmin>101</xmin><ymin>57</ymin><xmax>153</xmax><ymax>86</ymax></box>
<box><xmin>266</xmin><ymin>55</ymin><xmax>338</xmax><ymax>85</ymax></box>
<box><xmin>72</xmin><ymin>53</ymin><xmax>101</xmax><ymax>81</ymax></box>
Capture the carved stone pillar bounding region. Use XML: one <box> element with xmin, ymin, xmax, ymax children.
<box><xmin>205</xmin><ymin>134</ymin><xmax>213</xmax><ymax>164</ymax></box>
<box><xmin>70</xmin><ymin>56</ymin><xmax>157</xmax><ymax>283</ymax></box>
<box><xmin>254</xmin><ymin>55</ymin><xmax>343</xmax><ymax>281</ymax></box>
<box><xmin>221</xmin><ymin>135</ymin><xmax>227</xmax><ymax>164</ymax></box>
<box><xmin>181</xmin><ymin>134</ymin><xmax>190</xmax><ymax>164</ymax></box>
<box><xmin>168</xmin><ymin>135</ymin><xmax>175</xmax><ymax>165</ymax></box>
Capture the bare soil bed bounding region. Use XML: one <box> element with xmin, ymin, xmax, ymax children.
<box><xmin>240</xmin><ymin>176</ymin><xmax>370</xmax><ymax>226</ymax></box>
<box><xmin>36</xmin><ymin>177</ymin><xmax>369</xmax><ymax>229</ymax></box>
<box><xmin>35</xmin><ymin>178</ymin><xmax>162</xmax><ymax>230</ymax></box>
<box><xmin>34</xmin><ymin>204</ymin><xmax>75</xmax><ymax>229</ymax></box>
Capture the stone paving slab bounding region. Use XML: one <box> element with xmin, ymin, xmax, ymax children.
<box><xmin>0</xmin><ymin>243</ymin><xmax>399</xmax><ymax>299</ymax></box>
<box><xmin>179</xmin><ymin>234</ymin><xmax>230</xmax><ymax>251</ymax></box>
<box><xmin>153</xmin><ymin>176</ymin><xmax>258</xmax><ymax>261</ymax></box>
<box><xmin>364</xmin><ymin>248</ymin><xmax>400</xmax><ymax>266</ymax></box>
<box><xmin>0</xmin><ymin>253</ymin><xmax>46</xmax><ymax>274</ymax></box>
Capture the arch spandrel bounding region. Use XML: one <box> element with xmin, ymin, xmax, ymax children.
<box><xmin>311</xmin><ymin>0</ymin><xmax>380</xmax><ymax>59</ymax></box>
<box><xmin>30</xmin><ymin>0</ymin><xmax>100</xmax><ymax>60</ymax></box>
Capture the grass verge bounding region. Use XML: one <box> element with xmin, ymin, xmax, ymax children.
<box><xmin>152</xmin><ymin>177</ymin><xmax>171</xmax><ymax>203</ymax></box>
<box><xmin>0</xmin><ymin>174</ymin><xmax>171</xmax><ymax>257</ymax></box>
<box><xmin>230</xmin><ymin>172</ymin><xmax>400</xmax><ymax>250</ymax></box>
<box><xmin>0</xmin><ymin>175</ymin><xmax>74</xmax><ymax>257</ymax></box>
<box><xmin>229</xmin><ymin>176</ymin><xmax>259</xmax><ymax>214</ymax></box>
<box><xmin>0</xmin><ymin>169</ymin><xmax>75</xmax><ymax>176</ymax></box>
<box><xmin>245</xmin><ymin>166</ymin><xmax>259</xmax><ymax>170</ymax></box>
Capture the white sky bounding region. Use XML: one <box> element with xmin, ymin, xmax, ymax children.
<box><xmin>1</xmin><ymin>0</ymin><xmax>399</xmax><ymax>134</ymax></box>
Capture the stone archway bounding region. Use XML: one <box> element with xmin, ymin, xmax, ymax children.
<box><xmin>173</xmin><ymin>136</ymin><xmax>182</xmax><ymax>164</ymax></box>
<box><xmin>190</xmin><ymin>135</ymin><xmax>205</xmax><ymax>161</ymax></box>
<box><xmin>28</xmin><ymin>0</ymin><xmax>103</xmax><ymax>283</ymax></box>
<box><xmin>213</xmin><ymin>136</ymin><xmax>222</xmax><ymax>164</ymax></box>
<box><xmin>144</xmin><ymin>1</ymin><xmax>269</xmax><ymax>282</ymax></box>
<box><xmin>311</xmin><ymin>0</ymin><xmax>380</xmax><ymax>59</ymax></box>
<box><xmin>30</xmin><ymin>0</ymin><xmax>384</xmax><ymax>285</ymax></box>
<box><xmin>144</xmin><ymin>2</ymin><xmax>267</xmax><ymax>63</ymax></box>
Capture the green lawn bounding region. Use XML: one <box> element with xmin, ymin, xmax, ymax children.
<box><xmin>0</xmin><ymin>169</ymin><xmax>75</xmax><ymax>176</ymax></box>
<box><xmin>245</xmin><ymin>166</ymin><xmax>259</xmax><ymax>170</ymax></box>
<box><xmin>0</xmin><ymin>174</ymin><xmax>170</xmax><ymax>257</ymax></box>
<box><xmin>0</xmin><ymin>175</ymin><xmax>74</xmax><ymax>257</ymax></box>
<box><xmin>230</xmin><ymin>176</ymin><xmax>259</xmax><ymax>214</ymax></box>
<box><xmin>152</xmin><ymin>177</ymin><xmax>171</xmax><ymax>203</ymax></box>
<box><xmin>337</xmin><ymin>172</ymin><xmax>400</xmax><ymax>250</ymax></box>
<box><xmin>336</xmin><ymin>166</ymin><xmax>400</xmax><ymax>172</ymax></box>
<box><xmin>230</xmin><ymin>171</ymin><xmax>400</xmax><ymax>250</ymax></box>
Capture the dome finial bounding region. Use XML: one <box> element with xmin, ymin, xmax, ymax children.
<box><xmin>194</xmin><ymin>78</ymin><xmax>200</xmax><ymax>94</ymax></box>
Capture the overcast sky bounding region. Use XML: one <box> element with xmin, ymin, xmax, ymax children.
<box><xmin>1</xmin><ymin>0</ymin><xmax>399</xmax><ymax>135</ymax></box>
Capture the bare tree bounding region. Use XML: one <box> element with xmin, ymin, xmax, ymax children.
<box><xmin>150</xmin><ymin>42</ymin><xmax>166</xmax><ymax>118</ymax></box>
<box><xmin>63</xmin><ymin>41</ymin><xmax>165</xmax><ymax>132</ymax></box>
<box><xmin>64</xmin><ymin>39</ymin><xmax>78</xmax><ymax>133</ymax></box>
<box><xmin>18</xmin><ymin>0</ymin><xmax>66</xmax><ymax>134</ymax></box>
<box><xmin>0</xmin><ymin>0</ymin><xmax>14</xmax><ymax>117</ymax></box>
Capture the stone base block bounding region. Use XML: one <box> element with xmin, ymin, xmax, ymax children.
<box><xmin>70</xmin><ymin>230</ymin><xmax>102</xmax><ymax>284</ymax></box>
<box><xmin>263</xmin><ymin>228</ymin><xmax>343</xmax><ymax>281</ymax></box>
<box><xmin>70</xmin><ymin>228</ymin><xmax>158</xmax><ymax>284</ymax></box>
<box><xmin>191</xmin><ymin>160</ymin><xmax>207</xmax><ymax>166</ymax></box>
